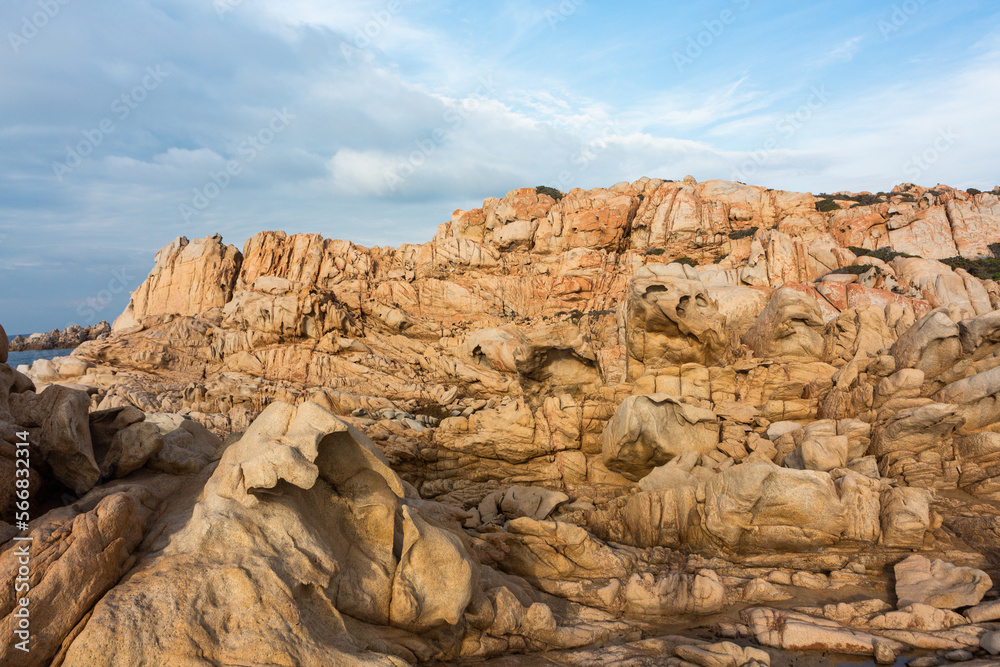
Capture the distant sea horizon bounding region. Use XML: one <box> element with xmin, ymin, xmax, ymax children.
<box><xmin>6</xmin><ymin>346</ymin><xmax>76</xmax><ymax>369</ymax></box>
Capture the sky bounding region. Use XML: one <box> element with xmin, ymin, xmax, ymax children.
<box><xmin>1</xmin><ymin>0</ymin><xmax>999</xmax><ymax>334</ymax></box>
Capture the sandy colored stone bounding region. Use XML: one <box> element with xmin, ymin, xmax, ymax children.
<box><xmin>895</xmin><ymin>555</ymin><xmax>992</xmax><ymax>609</ymax></box>
<box><xmin>9</xmin><ymin>385</ymin><xmax>99</xmax><ymax>495</ymax></box>
<box><xmin>742</xmin><ymin>288</ymin><xmax>826</xmax><ymax>362</ymax></box>
<box><xmin>114</xmin><ymin>234</ymin><xmax>242</xmax><ymax>329</ymax></box>
<box><xmin>601</xmin><ymin>394</ymin><xmax>720</xmax><ymax>480</ymax></box>
<box><xmin>0</xmin><ymin>492</ymin><xmax>145</xmax><ymax>666</ymax></box>
<box><xmin>623</xmin><ymin>263</ymin><xmax>727</xmax><ymax>373</ymax></box>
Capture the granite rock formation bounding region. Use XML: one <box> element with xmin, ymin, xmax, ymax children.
<box><xmin>5</xmin><ymin>178</ymin><xmax>1000</xmax><ymax>664</ymax></box>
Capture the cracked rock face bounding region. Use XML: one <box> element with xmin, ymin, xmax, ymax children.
<box><xmin>10</xmin><ymin>179</ymin><xmax>1000</xmax><ymax>665</ymax></box>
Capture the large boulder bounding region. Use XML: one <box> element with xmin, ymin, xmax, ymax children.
<box><xmin>879</xmin><ymin>487</ymin><xmax>932</xmax><ymax>549</ymax></box>
<box><xmin>602</xmin><ymin>394</ymin><xmax>720</xmax><ymax>481</ymax></box>
<box><xmin>144</xmin><ymin>413</ymin><xmax>223</xmax><ymax>474</ymax></box>
<box><xmin>478</xmin><ymin>485</ymin><xmax>570</xmax><ymax>523</ymax></box>
<box><xmin>700</xmin><ymin>462</ymin><xmax>849</xmax><ymax>553</ymax></box>
<box><xmin>89</xmin><ymin>406</ymin><xmax>161</xmax><ymax>478</ymax></box>
<box><xmin>890</xmin><ymin>307</ymin><xmax>961</xmax><ymax>379</ymax></box>
<box><xmin>622</xmin><ymin>264</ymin><xmax>727</xmax><ymax>376</ymax></box>
<box><xmin>99</xmin><ymin>422</ymin><xmax>164</xmax><ymax>478</ymax></box>
<box><xmin>9</xmin><ymin>385</ymin><xmax>99</xmax><ymax>495</ymax></box>
<box><xmin>742</xmin><ymin>288</ymin><xmax>826</xmax><ymax>362</ymax></box>
<box><xmin>894</xmin><ymin>555</ymin><xmax>992</xmax><ymax>609</ymax></box>
<box><xmin>59</xmin><ymin>401</ymin><xmax>480</xmax><ymax>664</ymax></box>
<box><xmin>0</xmin><ymin>491</ymin><xmax>146</xmax><ymax>666</ymax></box>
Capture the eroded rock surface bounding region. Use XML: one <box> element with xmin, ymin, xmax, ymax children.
<box><xmin>7</xmin><ymin>179</ymin><xmax>1000</xmax><ymax>664</ymax></box>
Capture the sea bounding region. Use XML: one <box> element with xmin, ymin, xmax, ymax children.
<box><xmin>6</xmin><ymin>334</ymin><xmax>75</xmax><ymax>369</ymax></box>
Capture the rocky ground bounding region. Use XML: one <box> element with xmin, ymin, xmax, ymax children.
<box><xmin>8</xmin><ymin>322</ymin><xmax>110</xmax><ymax>352</ymax></box>
<box><xmin>5</xmin><ymin>177</ymin><xmax>1000</xmax><ymax>665</ymax></box>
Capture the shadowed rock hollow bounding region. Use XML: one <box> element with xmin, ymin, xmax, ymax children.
<box><xmin>6</xmin><ymin>178</ymin><xmax>1000</xmax><ymax>665</ymax></box>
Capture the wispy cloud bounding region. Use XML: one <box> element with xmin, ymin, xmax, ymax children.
<box><xmin>823</xmin><ymin>36</ymin><xmax>864</xmax><ymax>64</ymax></box>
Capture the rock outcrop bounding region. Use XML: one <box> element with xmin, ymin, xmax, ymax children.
<box><xmin>8</xmin><ymin>321</ymin><xmax>110</xmax><ymax>352</ymax></box>
<box><xmin>7</xmin><ymin>178</ymin><xmax>1000</xmax><ymax>664</ymax></box>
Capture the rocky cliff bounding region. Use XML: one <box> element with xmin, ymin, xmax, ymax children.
<box><xmin>5</xmin><ymin>177</ymin><xmax>1000</xmax><ymax>665</ymax></box>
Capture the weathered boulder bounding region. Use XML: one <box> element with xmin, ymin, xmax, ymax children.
<box><xmin>622</xmin><ymin>264</ymin><xmax>726</xmax><ymax>375</ymax></box>
<box><xmin>701</xmin><ymin>462</ymin><xmax>849</xmax><ymax>552</ymax></box>
<box><xmin>623</xmin><ymin>569</ymin><xmax>727</xmax><ymax>616</ymax></box>
<box><xmin>742</xmin><ymin>288</ymin><xmax>826</xmax><ymax>362</ymax></box>
<box><xmin>880</xmin><ymin>487</ymin><xmax>932</xmax><ymax>549</ymax></box>
<box><xmin>894</xmin><ymin>555</ymin><xmax>992</xmax><ymax>609</ymax></box>
<box><xmin>602</xmin><ymin>394</ymin><xmax>720</xmax><ymax>480</ymax></box>
<box><xmin>59</xmin><ymin>401</ymin><xmax>479</xmax><ymax>664</ymax></box>
<box><xmin>99</xmin><ymin>421</ymin><xmax>164</xmax><ymax>478</ymax></box>
<box><xmin>890</xmin><ymin>308</ymin><xmax>961</xmax><ymax>379</ymax></box>
<box><xmin>674</xmin><ymin>641</ymin><xmax>771</xmax><ymax>667</ymax></box>
<box><xmin>144</xmin><ymin>413</ymin><xmax>223</xmax><ymax>474</ymax></box>
<box><xmin>390</xmin><ymin>504</ymin><xmax>478</xmax><ymax>633</ymax></box>
<box><xmin>0</xmin><ymin>491</ymin><xmax>146</xmax><ymax>667</ymax></box>
<box><xmin>742</xmin><ymin>607</ymin><xmax>906</xmax><ymax>657</ymax></box>
<box><xmin>936</xmin><ymin>365</ymin><xmax>1000</xmax><ymax>431</ymax></box>
<box><xmin>9</xmin><ymin>385</ymin><xmax>99</xmax><ymax>495</ymax></box>
<box><xmin>478</xmin><ymin>485</ymin><xmax>570</xmax><ymax>523</ymax></box>
<box><xmin>89</xmin><ymin>406</ymin><xmax>145</xmax><ymax>453</ymax></box>
<box><xmin>785</xmin><ymin>435</ymin><xmax>849</xmax><ymax>472</ymax></box>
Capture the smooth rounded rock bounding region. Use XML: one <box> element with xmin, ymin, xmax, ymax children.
<box><xmin>981</xmin><ymin>631</ymin><xmax>1000</xmax><ymax>655</ymax></box>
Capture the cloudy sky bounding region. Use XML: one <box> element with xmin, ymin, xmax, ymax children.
<box><xmin>1</xmin><ymin>0</ymin><xmax>998</xmax><ymax>334</ymax></box>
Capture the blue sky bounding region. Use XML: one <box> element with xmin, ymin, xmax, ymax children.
<box><xmin>1</xmin><ymin>0</ymin><xmax>999</xmax><ymax>334</ymax></box>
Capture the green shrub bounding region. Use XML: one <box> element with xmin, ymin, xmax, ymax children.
<box><xmin>968</xmin><ymin>188</ymin><xmax>982</xmax><ymax>195</ymax></box>
<box><xmin>941</xmin><ymin>255</ymin><xmax>1000</xmax><ymax>281</ymax></box>
<box><xmin>535</xmin><ymin>185</ymin><xmax>564</xmax><ymax>201</ymax></box>
<box><xmin>645</xmin><ymin>248</ymin><xmax>665</xmax><ymax>256</ymax></box>
<box><xmin>815</xmin><ymin>198</ymin><xmax>841</xmax><ymax>212</ymax></box>
<box><xmin>673</xmin><ymin>257</ymin><xmax>698</xmax><ymax>267</ymax></box>
<box><xmin>848</xmin><ymin>246</ymin><xmax>918</xmax><ymax>263</ymax></box>
<box><xmin>826</xmin><ymin>265</ymin><xmax>881</xmax><ymax>277</ymax></box>
<box><xmin>727</xmin><ymin>227</ymin><xmax>758</xmax><ymax>240</ymax></box>
<box><xmin>850</xmin><ymin>193</ymin><xmax>881</xmax><ymax>207</ymax></box>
